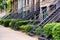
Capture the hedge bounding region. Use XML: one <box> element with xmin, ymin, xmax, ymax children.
<box><xmin>43</xmin><ymin>22</ymin><xmax>56</xmax><ymax>36</ymax></box>
<box><xmin>52</xmin><ymin>23</ymin><xmax>60</xmax><ymax>40</ymax></box>
<box><xmin>16</xmin><ymin>20</ymin><xmax>33</xmax><ymax>27</ymax></box>
<box><xmin>2</xmin><ymin>19</ymin><xmax>11</xmax><ymax>27</ymax></box>
<box><xmin>19</xmin><ymin>25</ymin><xmax>33</xmax><ymax>32</ymax></box>
<box><xmin>36</xmin><ymin>27</ymin><xmax>42</xmax><ymax>35</ymax></box>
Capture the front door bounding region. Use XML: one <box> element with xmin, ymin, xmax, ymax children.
<box><xmin>42</xmin><ymin>6</ymin><xmax>47</xmax><ymax>20</ymax></box>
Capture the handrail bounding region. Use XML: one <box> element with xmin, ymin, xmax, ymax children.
<box><xmin>40</xmin><ymin>5</ymin><xmax>56</xmax><ymax>14</ymax></box>
<box><xmin>23</xmin><ymin>1</ymin><xmax>40</xmax><ymax>20</ymax></box>
<box><xmin>2</xmin><ymin>7</ymin><xmax>23</xmax><ymax>19</ymax></box>
<box><xmin>23</xmin><ymin>0</ymin><xmax>56</xmax><ymax>20</ymax></box>
<box><xmin>38</xmin><ymin>7</ymin><xmax>60</xmax><ymax>27</ymax></box>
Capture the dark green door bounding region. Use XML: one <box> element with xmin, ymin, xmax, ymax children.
<box><xmin>42</xmin><ymin>7</ymin><xmax>47</xmax><ymax>20</ymax></box>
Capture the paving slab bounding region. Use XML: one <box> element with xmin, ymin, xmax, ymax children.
<box><xmin>0</xmin><ymin>25</ymin><xmax>38</xmax><ymax>40</ymax></box>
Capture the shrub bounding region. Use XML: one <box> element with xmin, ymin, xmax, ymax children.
<box><xmin>3</xmin><ymin>19</ymin><xmax>11</xmax><ymax>27</ymax></box>
<box><xmin>0</xmin><ymin>19</ymin><xmax>1</xmax><ymax>24</ymax></box>
<box><xmin>19</xmin><ymin>25</ymin><xmax>33</xmax><ymax>32</ymax></box>
<box><xmin>16</xmin><ymin>21</ymin><xmax>24</xmax><ymax>27</ymax></box>
<box><xmin>43</xmin><ymin>22</ymin><xmax>56</xmax><ymax>36</ymax></box>
<box><xmin>24</xmin><ymin>25</ymin><xmax>33</xmax><ymax>32</ymax></box>
<box><xmin>0</xmin><ymin>19</ymin><xmax>2</xmax><ymax>25</ymax></box>
<box><xmin>9</xmin><ymin>21</ymin><xmax>15</xmax><ymax>27</ymax></box>
<box><xmin>52</xmin><ymin>23</ymin><xmax>60</xmax><ymax>40</ymax></box>
<box><xmin>36</xmin><ymin>27</ymin><xmax>42</xmax><ymax>35</ymax></box>
<box><xmin>0</xmin><ymin>19</ymin><xmax>5</xmax><ymax>25</ymax></box>
<box><xmin>19</xmin><ymin>25</ymin><xmax>26</xmax><ymax>30</ymax></box>
<box><xmin>0</xmin><ymin>4</ymin><xmax>4</xmax><ymax>10</ymax></box>
<box><xmin>16</xmin><ymin>20</ymin><xmax>33</xmax><ymax>27</ymax></box>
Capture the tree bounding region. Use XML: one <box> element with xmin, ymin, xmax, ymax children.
<box><xmin>0</xmin><ymin>0</ymin><xmax>3</xmax><ymax>4</ymax></box>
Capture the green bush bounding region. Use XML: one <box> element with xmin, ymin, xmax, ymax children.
<box><xmin>0</xmin><ymin>19</ymin><xmax>2</xmax><ymax>25</ymax></box>
<box><xmin>52</xmin><ymin>23</ymin><xmax>60</xmax><ymax>40</ymax></box>
<box><xmin>9</xmin><ymin>21</ymin><xmax>15</xmax><ymax>27</ymax></box>
<box><xmin>24</xmin><ymin>25</ymin><xmax>33</xmax><ymax>32</ymax></box>
<box><xmin>19</xmin><ymin>25</ymin><xmax>26</xmax><ymax>30</ymax></box>
<box><xmin>3</xmin><ymin>19</ymin><xmax>11</xmax><ymax>27</ymax></box>
<box><xmin>19</xmin><ymin>25</ymin><xmax>33</xmax><ymax>32</ymax></box>
<box><xmin>7</xmin><ymin>0</ymin><xmax>13</xmax><ymax>13</ymax></box>
<box><xmin>43</xmin><ymin>22</ymin><xmax>56</xmax><ymax>36</ymax></box>
<box><xmin>0</xmin><ymin>19</ymin><xmax>5</xmax><ymax>25</ymax></box>
<box><xmin>0</xmin><ymin>4</ymin><xmax>4</xmax><ymax>9</ymax></box>
<box><xmin>16</xmin><ymin>20</ymin><xmax>33</xmax><ymax>27</ymax></box>
<box><xmin>0</xmin><ymin>19</ymin><xmax>1</xmax><ymax>24</ymax></box>
<box><xmin>36</xmin><ymin>27</ymin><xmax>42</xmax><ymax>35</ymax></box>
<box><xmin>9</xmin><ymin>19</ymin><xmax>19</xmax><ymax>26</ymax></box>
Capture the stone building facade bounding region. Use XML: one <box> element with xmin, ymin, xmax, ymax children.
<box><xmin>11</xmin><ymin>0</ymin><xmax>60</xmax><ymax>20</ymax></box>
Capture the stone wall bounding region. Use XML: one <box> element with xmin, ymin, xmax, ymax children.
<box><xmin>11</xmin><ymin>0</ymin><xmax>18</xmax><ymax>13</ymax></box>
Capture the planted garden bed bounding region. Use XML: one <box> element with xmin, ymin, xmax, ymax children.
<box><xmin>0</xmin><ymin>19</ymin><xmax>34</xmax><ymax>34</ymax></box>
<box><xmin>1</xmin><ymin>19</ymin><xmax>60</xmax><ymax>40</ymax></box>
<box><xmin>38</xmin><ymin>22</ymin><xmax>60</xmax><ymax>40</ymax></box>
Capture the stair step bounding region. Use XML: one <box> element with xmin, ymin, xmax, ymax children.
<box><xmin>28</xmin><ymin>29</ymin><xmax>36</xmax><ymax>36</ymax></box>
<box><xmin>28</xmin><ymin>33</ymin><xmax>35</xmax><ymax>36</ymax></box>
<box><xmin>38</xmin><ymin>37</ymin><xmax>46</xmax><ymax>40</ymax></box>
<box><xmin>38</xmin><ymin>34</ymin><xmax>46</xmax><ymax>40</ymax></box>
<box><xmin>31</xmin><ymin>31</ymin><xmax>36</xmax><ymax>34</ymax></box>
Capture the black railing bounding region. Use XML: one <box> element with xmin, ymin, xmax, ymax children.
<box><xmin>38</xmin><ymin>7</ymin><xmax>60</xmax><ymax>27</ymax></box>
<box><xmin>23</xmin><ymin>0</ymin><xmax>40</xmax><ymax>20</ymax></box>
<box><xmin>2</xmin><ymin>7</ymin><xmax>23</xmax><ymax>19</ymax></box>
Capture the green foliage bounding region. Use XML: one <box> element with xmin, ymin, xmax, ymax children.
<box><xmin>0</xmin><ymin>0</ymin><xmax>3</xmax><ymax>4</ymax></box>
<box><xmin>16</xmin><ymin>20</ymin><xmax>33</xmax><ymax>27</ymax></box>
<box><xmin>0</xmin><ymin>19</ymin><xmax>6</xmax><ymax>25</ymax></box>
<box><xmin>7</xmin><ymin>2</ymin><xmax>11</xmax><ymax>13</ymax></box>
<box><xmin>9</xmin><ymin>21</ymin><xmax>15</xmax><ymax>27</ymax></box>
<box><xmin>0</xmin><ymin>4</ymin><xmax>4</xmax><ymax>9</ymax></box>
<box><xmin>9</xmin><ymin>19</ymin><xmax>18</xmax><ymax>27</ymax></box>
<box><xmin>36</xmin><ymin>27</ymin><xmax>42</xmax><ymax>35</ymax></box>
<box><xmin>0</xmin><ymin>19</ymin><xmax>3</xmax><ymax>25</ymax></box>
<box><xmin>19</xmin><ymin>25</ymin><xmax>26</xmax><ymax>30</ymax></box>
<box><xmin>3</xmin><ymin>19</ymin><xmax>11</xmax><ymax>27</ymax></box>
<box><xmin>43</xmin><ymin>23</ymin><xmax>56</xmax><ymax>36</ymax></box>
<box><xmin>52</xmin><ymin>23</ymin><xmax>60</xmax><ymax>40</ymax></box>
<box><xmin>7</xmin><ymin>0</ymin><xmax>13</xmax><ymax>13</ymax></box>
<box><xmin>24</xmin><ymin>25</ymin><xmax>33</xmax><ymax>32</ymax></box>
<box><xmin>19</xmin><ymin>25</ymin><xmax>33</xmax><ymax>32</ymax></box>
<box><xmin>43</xmin><ymin>22</ymin><xmax>60</xmax><ymax>40</ymax></box>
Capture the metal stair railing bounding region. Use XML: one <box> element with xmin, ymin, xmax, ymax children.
<box><xmin>38</xmin><ymin>7</ymin><xmax>60</xmax><ymax>27</ymax></box>
<box><xmin>23</xmin><ymin>1</ymin><xmax>55</xmax><ymax>24</ymax></box>
<box><xmin>19</xmin><ymin>1</ymin><xmax>40</xmax><ymax>20</ymax></box>
<box><xmin>31</xmin><ymin>5</ymin><xmax>56</xmax><ymax>21</ymax></box>
<box><xmin>22</xmin><ymin>10</ymin><xmax>35</xmax><ymax>20</ymax></box>
<box><xmin>40</xmin><ymin>5</ymin><xmax>56</xmax><ymax>17</ymax></box>
<box><xmin>2</xmin><ymin>8</ymin><xmax>23</xmax><ymax>19</ymax></box>
<box><xmin>28</xmin><ymin>7</ymin><xmax>60</xmax><ymax>36</ymax></box>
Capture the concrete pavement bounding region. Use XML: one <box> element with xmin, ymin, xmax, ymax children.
<box><xmin>0</xmin><ymin>25</ymin><xmax>38</xmax><ymax>40</ymax></box>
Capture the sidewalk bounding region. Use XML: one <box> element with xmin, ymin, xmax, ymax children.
<box><xmin>0</xmin><ymin>25</ymin><xmax>38</xmax><ymax>40</ymax></box>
